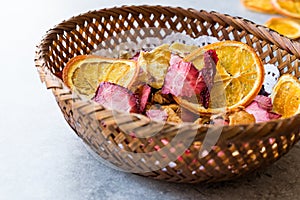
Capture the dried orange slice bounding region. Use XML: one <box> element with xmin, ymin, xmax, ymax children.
<box><xmin>241</xmin><ymin>0</ymin><xmax>277</xmax><ymax>14</ymax></box>
<box><xmin>265</xmin><ymin>17</ymin><xmax>300</xmax><ymax>39</ymax></box>
<box><xmin>62</xmin><ymin>55</ymin><xmax>139</xmax><ymax>98</ymax></box>
<box><xmin>180</xmin><ymin>41</ymin><xmax>264</xmax><ymax>114</ymax></box>
<box><xmin>271</xmin><ymin>0</ymin><xmax>300</xmax><ymax>19</ymax></box>
<box><xmin>271</xmin><ymin>74</ymin><xmax>300</xmax><ymax>118</ymax></box>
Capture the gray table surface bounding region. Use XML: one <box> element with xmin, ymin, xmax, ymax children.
<box><xmin>1</xmin><ymin>0</ymin><xmax>299</xmax><ymax>199</ymax></box>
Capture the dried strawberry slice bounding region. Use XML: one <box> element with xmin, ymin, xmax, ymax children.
<box><xmin>194</xmin><ymin>50</ymin><xmax>218</xmax><ymax>108</ymax></box>
<box><xmin>206</xmin><ymin>49</ymin><xmax>219</xmax><ymax>66</ymax></box>
<box><xmin>253</xmin><ymin>95</ymin><xmax>273</xmax><ymax>111</ymax></box>
<box><xmin>93</xmin><ymin>82</ymin><xmax>139</xmax><ymax>113</ymax></box>
<box><xmin>245</xmin><ymin>95</ymin><xmax>281</xmax><ymax>122</ymax></box>
<box><xmin>200</xmin><ymin>50</ymin><xmax>218</xmax><ymax>90</ymax></box>
<box><xmin>162</xmin><ymin>50</ymin><xmax>218</xmax><ymax>109</ymax></box>
<box><xmin>135</xmin><ymin>84</ymin><xmax>152</xmax><ymax>113</ymax></box>
<box><xmin>268</xmin><ymin>112</ymin><xmax>282</xmax><ymax>120</ymax></box>
<box><xmin>146</xmin><ymin>108</ymin><xmax>168</xmax><ymax>122</ymax></box>
<box><xmin>161</xmin><ymin>54</ymin><xmax>199</xmax><ymax>97</ymax></box>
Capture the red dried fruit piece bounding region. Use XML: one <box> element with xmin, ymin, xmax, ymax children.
<box><xmin>200</xmin><ymin>50</ymin><xmax>218</xmax><ymax>90</ymax></box>
<box><xmin>93</xmin><ymin>82</ymin><xmax>139</xmax><ymax>113</ymax></box>
<box><xmin>162</xmin><ymin>55</ymin><xmax>199</xmax><ymax>97</ymax></box>
<box><xmin>131</xmin><ymin>52</ymin><xmax>140</xmax><ymax>61</ymax></box>
<box><xmin>245</xmin><ymin>95</ymin><xmax>281</xmax><ymax>122</ymax></box>
<box><xmin>135</xmin><ymin>84</ymin><xmax>152</xmax><ymax>113</ymax></box>
<box><xmin>206</xmin><ymin>49</ymin><xmax>219</xmax><ymax>66</ymax></box>
<box><xmin>268</xmin><ymin>112</ymin><xmax>282</xmax><ymax>120</ymax></box>
<box><xmin>146</xmin><ymin>108</ymin><xmax>168</xmax><ymax>122</ymax></box>
<box><xmin>253</xmin><ymin>95</ymin><xmax>273</xmax><ymax>111</ymax></box>
<box><xmin>162</xmin><ymin>50</ymin><xmax>218</xmax><ymax>109</ymax></box>
<box><xmin>195</xmin><ymin>50</ymin><xmax>218</xmax><ymax>108</ymax></box>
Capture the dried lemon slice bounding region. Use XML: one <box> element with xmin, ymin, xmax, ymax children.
<box><xmin>265</xmin><ymin>17</ymin><xmax>300</xmax><ymax>39</ymax></box>
<box><xmin>181</xmin><ymin>41</ymin><xmax>264</xmax><ymax>114</ymax></box>
<box><xmin>241</xmin><ymin>0</ymin><xmax>277</xmax><ymax>14</ymax></box>
<box><xmin>62</xmin><ymin>55</ymin><xmax>139</xmax><ymax>98</ymax></box>
<box><xmin>271</xmin><ymin>0</ymin><xmax>300</xmax><ymax>19</ymax></box>
<box><xmin>271</xmin><ymin>74</ymin><xmax>300</xmax><ymax>118</ymax></box>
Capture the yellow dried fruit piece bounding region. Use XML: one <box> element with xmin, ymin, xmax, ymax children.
<box><xmin>271</xmin><ymin>0</ymin><xmax>300</xmax><ymax>19</ymax></box>
<box><xmin>265</xmin><ymin>17</ymin><xmax>300</xmax><ymax>39</ymax></box>
<box><xmin>169</xmin><ymin>42</ymin><xmax>199</xmax><ymax>57</ymax></box>
<box><xmin>62</xmin><ymin>55</ymin><xmax>139</xmax><ymax>98</ymax></box>
<box><xmin>137</xmin><ymin>44</ymin><xmax>171</xmax><ymax>89</ymax></box>
<box><xmin>228</xmin><ymin>110</ymin><xmax>256</xmax><ymax>125</ymax></box>
<box><xmin>271</xmin><ymin>74</ymin><xmax>300</xmax><ymax>118</ymax></box>
<box><xmin>241</xmin><ymin>0</ymin><xmax>277</xmax><ymax>14</ymax></box>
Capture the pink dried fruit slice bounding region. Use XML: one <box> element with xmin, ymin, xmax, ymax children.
<box><xmin>194</xmin><ymin>50</ymin><xmax>218</xmax><ymax>108</ymax></box>
<box><xmin>93</xmin><ymin>82</ymin><xmax>139</xmax><ymax>113</ymax></box>
<box><xmin>253</xmin><ymin>95</ymin><xmax>273</xmax><ymax>111</ymax></box>
<box><xmin>135</xmin><ymin>84</ymin><xmax>152</xmax><ymax>113</ymax></box>
<box><xmin>161</xmin><ymin>54</ymin><xmax>200</xmax><ymax>97</ymax></box>
<box><xmin>146</xmin><ymin>108</ymin><xmax>168</xmax><ymax>122</ymax></box>
<box><xmin>162</xmin><ymin>50</ymin><xmax>218</xmax><ymax>109</ymax></box>
<box><xmin>245</xmin><ymin>95</ymin><xmax>281</xmax><ymax>122</ymax></box>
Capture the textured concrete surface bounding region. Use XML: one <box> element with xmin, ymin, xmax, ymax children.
<box><xmin>0</xmin><ymin>0</ymin><xmax>299</xmax><ymax>199</ymax></box>
<box><xmin>56</xmin><ymin>141</ymin><xmax>300</xmax><ymax>200</ymax></box>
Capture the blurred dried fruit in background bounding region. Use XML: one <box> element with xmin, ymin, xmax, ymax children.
<box><xmin>241</xmin><ymin>0</ymin><xmax>277</xmax><ymax>13</ymax></box>
<box><xmin>271</xmin><ymin>0</ymin><xmax>300</xmax><ymax>19</ymax></box>
<box><xmin>265</xmin><ymin>17</ymin><xmax>300</xmax><ymax>39</ymax></box>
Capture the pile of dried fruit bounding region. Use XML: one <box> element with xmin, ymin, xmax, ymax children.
<box><xmin>241</xmin><ymin>0</ymin><xmax>300</xmax><ymax>39</ymax></box>
<box><xmin>62</xmin><ymin>40</ymin><xmax>300</xmax><ymax>125</ymax></box>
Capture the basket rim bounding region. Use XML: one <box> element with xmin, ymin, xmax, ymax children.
<box><xmin>40</xmin><ymin>5</ymin><xmax>300</xmax><ymax>57</ymax></box>
<box><xmin>34</xmin><ymin>5</ymin><xmax>300</xmax><ymax>133</ymax></box>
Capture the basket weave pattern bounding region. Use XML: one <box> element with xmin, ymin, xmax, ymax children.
<box><xmin>35</xmin><ymin>6</ymin><xmax>300</xmax><ymax>183</ymax></box>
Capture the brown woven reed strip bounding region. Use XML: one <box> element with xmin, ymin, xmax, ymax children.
<box><xmin>35</xmin><ymin>5</ymin><xmax>300</xmax><ymax>183</ymax></box>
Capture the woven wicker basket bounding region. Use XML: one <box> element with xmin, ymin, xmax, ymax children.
<box><xmin>35</xmin><ymin>5</ymin><xmax>300</xmax><ymax>183</ymax></box>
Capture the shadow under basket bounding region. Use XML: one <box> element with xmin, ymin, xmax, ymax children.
<box><xmin>35</xmin><ymin>5</ymin><xmax>300</xmax><ymax>183</ymax></box>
